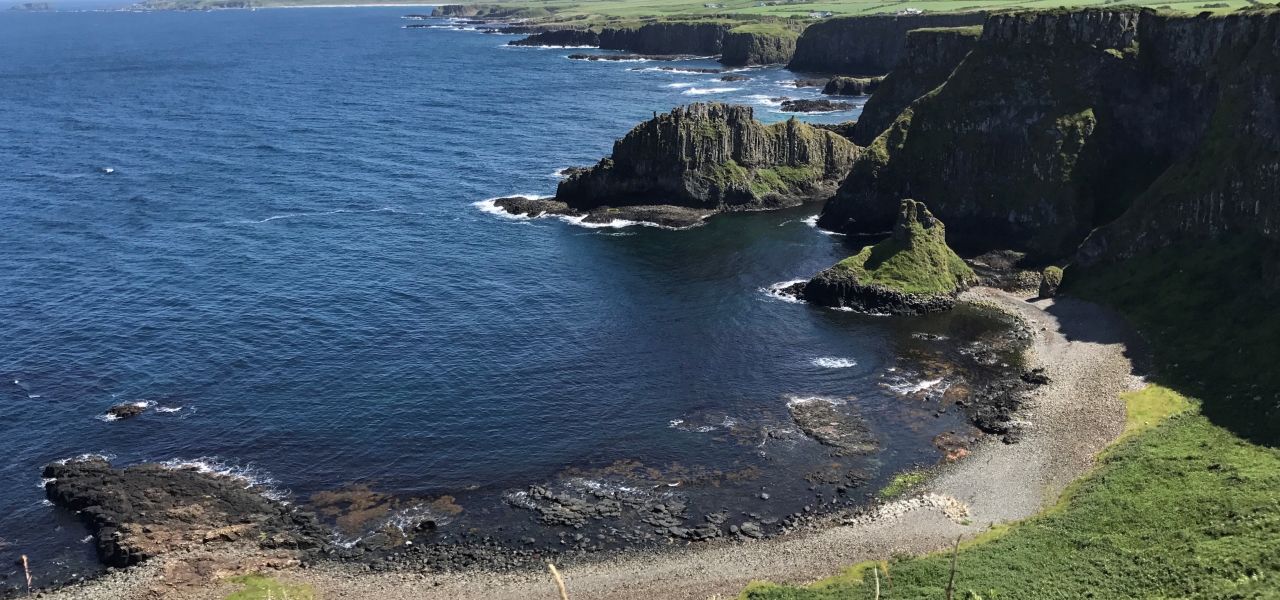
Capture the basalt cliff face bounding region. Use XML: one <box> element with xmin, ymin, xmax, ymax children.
<box><xmin>1076</xmin><ymin>11</ymin><xmax>1280</xmax><ymax>266</ymax></box>
<box><xmin>820</xmin><ymin>9</ymin><xmax>1157</xmax><ymax>259</ymax></box>
<box><xmin>850</xmin><ymin>26</ymin><xmax>980</xmax><ymax>145</ymax></box>
<box><xmin>509</xmin><ymin>29</ymin><xmax>600</xmax><ymax>47</ymax></box>
<box><xmin>788</xmin><ymin>13</ymin><xmax>988</xmax><ymax>75</ymax></box>
<box><xmin>720</xmin><ymin>27</ymin><xmax>799</xmax><ymax>65</ymax></box>
<box><xmin>598</xmin><ymin>22</ymin><xmax>730</xmax><ymax>55</ymax></box>
<box><xmin>559</xmin><ymin>103</ymin><xmax>859</xmax><ymax>212</ymax></box>
<box><xmin>822</xmin><ymin>8</ymin><xmax>1280</xmax><ymax>263</ymax></box>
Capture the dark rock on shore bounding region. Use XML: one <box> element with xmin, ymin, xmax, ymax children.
<box><xmin>43</xmin><ymin>457</ymin><xmax>332</xmax><ymax>567</ymax></box>
<box><xmin>568</xmin><ymin>53</ymin><xmax>691</xmax><ymax>62</ymax></box>
<box><xmin>822</xmin><ymin>75</ymin><xmax>884</xmax><ymax>96</ymax></box>
<box><xmin>720</xmin><ymin>74</ymin><xmax>750</xmax><ymax>82</ymax></box>
<box><xmin>788</xmin><ymin>12</ymin><xmax>988</xmax><ymax>75</ymax></box>
<box><xmin>780</xmin><ymin>99</ymin><xmax>855</xmax><ymax>113</ymax></box>
<box><xmin>797</xmin><ymin>200</ymin><xmax>977</xmax><ymax>314</ymax></box>
<box><xmin>551</xmin><ymin>103</ymin><xmax>859</xmax><ymax>216</ymax></box>
<box><xmin>493</xmin><ymin>196</ymin><xmax>714</xmax><ymax>229</ymax></box>
<box><xmin>630</xmin><ymin>66</ymin><xmax>722</xmax><ymax>73</ymax></box>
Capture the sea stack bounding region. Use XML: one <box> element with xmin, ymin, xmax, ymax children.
<box><xmin>495</xmin><ymin>103</ymin><xmax>858</xmax><ymax>227</ymax></box>
<box><xmin>797</xmin><ymin>199</ymin><xmax>976</xmax><ymax>314</ymax></box>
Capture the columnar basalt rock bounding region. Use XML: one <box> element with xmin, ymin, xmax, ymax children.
<box><xmin>851</xmin><ymin>26</ymin><xmax>980</xmax><ymax>145</ymax></box>
<box><xmin>720</xmin><ymin>27</ymin><xmax>799</xmax><ymax>65</ymax></box>
<box><xmin>557</xmin><ymin>103</ymin><xmax>859</xmax><ymax>212</ymax></box>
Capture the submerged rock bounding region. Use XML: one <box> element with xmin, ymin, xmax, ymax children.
<box><xmin>798</xmin><ymin>200</ymin><xmax>977</xmax><ymax>314</ymax></box>
<box><xmin>43</xmin><ymin>457</ymin><xmax>331</xmax><ymax>567</ymax></box>
<box><xmin>550</xmin><ymin>103</ymin><xmax>859</xmax><ymax>218</ymax></box>
<box><xmin>787</xmin><ymin>398</ymin><xmax>877</xmax><ymax>456</ymax></box>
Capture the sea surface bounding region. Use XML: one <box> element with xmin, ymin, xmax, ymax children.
<box><xmin>0</xmin><ymin>8</ymin><xmax>1019</xmax><ymax>589</ymax></box>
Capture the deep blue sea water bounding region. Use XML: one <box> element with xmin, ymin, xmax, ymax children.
<box><xmin>0</xmin><ymin>8</ymin><xmax>1018</xmax><ymax>589</ymax></box>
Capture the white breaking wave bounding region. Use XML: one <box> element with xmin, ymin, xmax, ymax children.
<box><xmin>761</xmin><ymin>279</ymin><xmax>807</xmax><ymax>304</ymax></box>
<box><xmin>159</xmin><ymin>457</ymin><xmax>288</xmax><ymax>502</ymax></box>
<box><xmin>785</xmin><ymin>394</ymin><xmax>847</xmax><ymax>407</ymax></box>
<box><xmin>812</xmin><ymin>357</ymin><xmax>857</xmax><ymax>369</ymax></box>
<box><xmin>97</xmin><ymin>400</ymin><xmax>154</xmax><ymax>422</ymax></box>
<box><xmin>154</xmin><ymin>405</ymin><xmax>183</xmax><ymax>413</ymax></box>
<box><xmin>885</xmin><ymin>377</ymin><xmax>947</xmax><ymax>396</ymax></box>
<box><xmin>683</xmin><ymin>86</ymin><xmax>741</xmax><ymax>96</ymax></box>
<box><xmin>665</xmin><ymin>82</ymin><xmax>698</xmax><ymax>88</ymax></box>
<box><xmin>746</xmin><ymin>94</ymin><xmax>785</xmax><ymax>107</ymax></box>
<box><xmin>232</xmin><ymin>207</ymin><xmax>425</xmax><ymax>225</ymax></box>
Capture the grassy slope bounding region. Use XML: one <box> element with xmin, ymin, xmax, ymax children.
<box><xmin>830</xmin><ymin>217</ymin><xmax>975</xmax><ymax>295</ymax></box>
<box><xmin>742</xmin><ymin>240</ymin><xmax>1280</xmax><ymax>599</ymax></box>
<box><xmin>743</xmin><ymin>386</ymin><xmax>1280</xmax><ymax>599</ymax></box>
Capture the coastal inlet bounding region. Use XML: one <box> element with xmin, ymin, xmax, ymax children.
<box><xmin>3</xmin><ymin>7</ymin><xmax>1023</xmax><ymax>589</ymax></box>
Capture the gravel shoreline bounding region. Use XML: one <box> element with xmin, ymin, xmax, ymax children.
<box><xmin>43</xmin><ymin>289</ymin><xmax>1145</xmax><ymax>600</ymax></box>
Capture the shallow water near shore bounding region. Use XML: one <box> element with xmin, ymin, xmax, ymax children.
<box><xmin>0</xmin><ymin>8</ymin><xmax>1021</xmax><ymax>590</ymax></box>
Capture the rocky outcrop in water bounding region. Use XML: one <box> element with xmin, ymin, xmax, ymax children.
<box><xmin>545</xmin><ymin>103</ymin><xmax>858</xmax><ymax>220</ymax></box>
<box><xmin>796</xmin><ymin>200</ymin><xmax>976</xmax><ymax>314</ymax></box>
<box><xmin>43</xmin><ymin>457</ymin><xmax>331</xmax><ymax>567</ymax></box>
<box><xmin>720</xmin><ymin>26</ymin><xmax>799</xmax><ymax>65</ymax></box>
<box><xmin>509</xmin><ymin>29</ymin><xmax>600</xmax><ymax>47</ymax></box>
<box><xmin>788</xmin><ymin>13</ymin><xmax>988</xmax><ymax>75</ymax></box>
<box><xmin>822</xmin><ymin>75</ymin><xmax>884</xmax><ymax>96</ymax></box>
<box><xmin>780</xmin><ymin>99</ymin><xmax>854</xmax><ymax>113</ymax></box>
<box><xmin>851</xmin><ymin>26</ymin><xmax>980</xmax><ymax>144</ymax></box>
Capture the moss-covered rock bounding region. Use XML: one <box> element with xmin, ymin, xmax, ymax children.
<box><xmin>555</xmin><ymin>103</ymin><xmax>859</xmax><ymax>214</ymax></box>
<box><xmin>1039</xmin><ymin>265</ymin><xmax>1064</xmax><ymax>298</ymax></box>
<box><xmin>799</xmin><ymin>199</ymin><xmax>977</xmax><ymax>314</ymax></box>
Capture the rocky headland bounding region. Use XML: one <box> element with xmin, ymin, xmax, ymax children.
<box><xmin>787</xmin><ymin>199</ymin><xmax>977</xmax><ymax>314</ymax></box>
<box><xmin>492</xmin><ymin>103</ymin><xmax>859</xmax><ymax>227</ymax></box>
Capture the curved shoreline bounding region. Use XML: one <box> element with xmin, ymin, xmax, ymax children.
<box><xmin>47</xmin><ymin>288</ymin><xmax>1143</xmax><ymax>599</ymax></box>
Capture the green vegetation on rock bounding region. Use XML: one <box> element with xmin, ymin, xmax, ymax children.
<box><xmin>878</xmin><ymin>469</ymin><xmax>929</xmax><ymax>499</ymax></box>
<box><xmin>829</xmin><ymin>200</ymin><xmax>975</xmax><ymax>296</ymax></box>
<box><xmin>224</xmin><ymin>574</ymin><xmax>314</xmax><ymax>600</ymax></box>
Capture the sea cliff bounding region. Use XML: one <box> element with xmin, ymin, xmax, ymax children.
<box><xmin>788</xmin><ymin>13</ymin><xmax>988</xmax><ymax>75</ymax></box>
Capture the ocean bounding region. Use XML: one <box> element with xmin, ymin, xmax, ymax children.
<box><xmin>0</xmin><ymin>7</ymin><xmax>1019</xmax><ymax>589</ymax></box>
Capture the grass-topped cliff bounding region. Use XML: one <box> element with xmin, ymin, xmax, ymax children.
<box><xmin>798</xmin><ymin>199</ymin><xmax>976</xmax><ymax>313</ymax></box>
